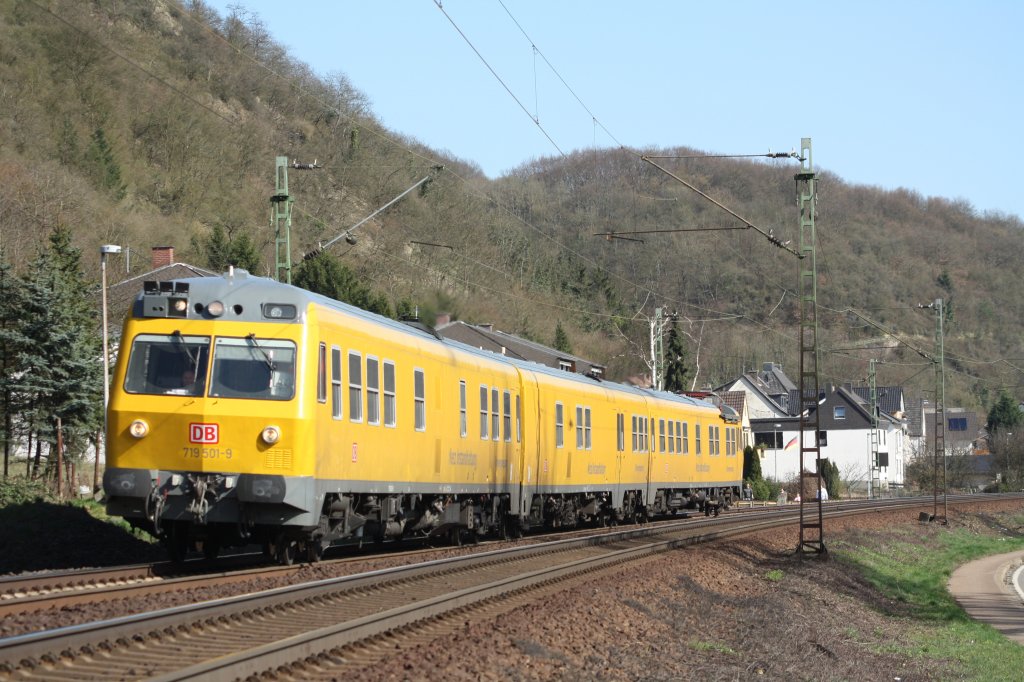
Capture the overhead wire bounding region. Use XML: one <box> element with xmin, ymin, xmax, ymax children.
<box><xmin>66</xmin><ymin>1</ymin><xmax>945</xmax><ymax>379</ymax></box>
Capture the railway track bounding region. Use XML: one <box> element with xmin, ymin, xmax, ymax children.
<box><xmin>0</xmin><ymin>496</ymin><xmax>958</xmax><ymax>681</ymax></box>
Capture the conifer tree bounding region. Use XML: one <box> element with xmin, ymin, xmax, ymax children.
<box><xmin>553</xmin><ymin>322</ymin><xmax>572</xmax><ymax>354</ymax></box>
<box><xmin>293</xmin><ymin>251</ymin><xmax>393</xmax><ymax>318</ymax></box>
<box><xmin>987</xmin><ymin>390</ymin><xmax>1021</xmax><ymax>434</ymax></box>
<box><xmin>0</xmin><ymin>250</ymin><xmax>30</xmax><ymax>478</ymax></box>
<box><xmin>662</xmin><ymin>319</ymin><xmax>689</xmax><ymax>392</ymax></box>
<box><xmin>85</xmin><ymin>128</ymin><xmax>126</xmax><ymax>200</ymax></box>
<box><xmin>192</xmin><ymin>223</ymin><xmax>260</xmax><ymax>273</ymax></box>
<box><xmin>17</xmin><ymin>227</ymin><xmax>102</xmax><ymax>477</ymax></box>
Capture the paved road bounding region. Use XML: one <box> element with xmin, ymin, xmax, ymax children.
<box><xmin>948</xmin><ymin>550</ymin><xmax>1024</xmax><ymax>645</ymax></box>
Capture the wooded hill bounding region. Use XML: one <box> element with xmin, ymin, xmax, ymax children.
<box><xmin>2</xmin><ymin>0</ymin><xmax>1022</xmax><ymax>416</ymax></box>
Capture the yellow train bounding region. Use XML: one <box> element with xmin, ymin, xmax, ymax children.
<box><xmin>104</xmin><ymin>270</ymin><xmax>742</xmax><ymax>563</ymax></box>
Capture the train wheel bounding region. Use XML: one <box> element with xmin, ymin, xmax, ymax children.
<box><xmin>275</xmin><ymin>535</ymin><xmax>297</xmax><ymax>565</ymax></box>
<box><xmin>449</xmin><ymin>527</ymin><xmax>463</xmax><ymax>547</ymax></box>
<box><xmin>305</xmin><ymin>541</ymin><xmax>323</xmax><ymax>563</ymax></box>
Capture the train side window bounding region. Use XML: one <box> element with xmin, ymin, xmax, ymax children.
<box><xmin>555</xmin><ymin>402</ymin><xmax>564</xmax><ymax>448</ymax></box>
<box><xmin>503</xmin><ymin>391</ymin><xmax>512</xmax><ymax>442</ymax></box>
<box><xmin>682</xmin><ymin>422</ymin><xmax>689</xmax><ymax>454</ymax></box>
<box><xmin>459</xmin><ymin>381</ymin><xmax>467</xmax><ymax>437</ymax></box>
<box><xmin>576</xmin><ymin>405</ymin><xmax>584</xmax><ymax>449</ymax></box>
<box><xmin>659</xmin><ymin>418</ymin><xmax>666</xmax><ymax>453</ymax></box>
<box><xmin>515</xmin><ymin>395</ymin><xmax>521</xmax><ymax>443</ymax></box>
<box><xmin>584</xmin><ymin>407</ymin><xmax>592</xmax><ymax>450</ymax></box>
<box><xmin>631</xmin><ymin>415</ymin><xmax>637</xmax><ymax>452</ymax></box>
<box><xmin>348</xmin><ymin>351</ymin><xmax>362</xmax><ymax>422</ymax></box>
<box><xmin>330</xmin><ymin>346</ymin><xmax>342</xmax><ymax>419</ymax></box>
<box><xmin>479</xmin><ymin>385</ymin><xmax>488</xmax><ymax>440</ymax></box>
<box><xmin>366</xmin><ymin>356</ymin><xmax>380</xmax><ymax>426</ymax></box>
<box><xmin>491</xmin><ymin>388</ymin><xmax>500</xmax><ymax>442</ymax></box>
<box><xmin>414</xmin><ymin>368</ymin><xmax>425</xmax><ymax>431</ymax></box>
<box><xmin>317</xmin><ymin>343</ymin><xmax>327</xmax><ymax>404</ymax></box>
<box><xmin>695</xmin><ymin>424</ymin><xmax>702</xmax><ymax>455</ymax></box>
<box><xmin>383</xmin><ymin>361</ymin><xmax>396</xmax><ymax>427</ymax></box>
<box><xmin>668</xmin><ymin>420</ymin><xmax>675</xmax><ymax>453</ymax></box>
<box><xmin>617</xmin><ymin>413</ymin><xmax>624</xmax><ymax>451</ymax></box>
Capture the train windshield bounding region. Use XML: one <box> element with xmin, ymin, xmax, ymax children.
<box><xmin>123</xmin><ymin>333</ymin><xmax>211</xmax><ymax>396</ymax></box>
<box><xmin>208</xmin><ymin>336</ymin><xmax>296</xmax><ymax>400</ymax></box>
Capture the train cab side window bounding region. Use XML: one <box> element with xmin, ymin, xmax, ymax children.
<box><xmin>348</xmin><ymin>351</ymin><xmax>362</xmax><ymax>422</ymax></box>
<box><xmin>414</xmin><ymin>368</ymin><xmax>426</xmax><ymax>431</ymax></box>
<box><xmin>584</xmin><ymin>406</ymin><xmax>592</xmax><ymax>450</ymax></box>
<box><xmin>366</xmin><ymin>357</ymin><xmax>380</xmax><ymax>426</ymax></box>
<box><xmin>459</xmin><ymin>381</ymin><xmax>468</xmax><ymax>437</ymax></box>
<box><xmin>503</xmin><ymin>391</ymin><xmax>512</xmax><ymax>442</ymax></box>
<box><xmin>555</xmin><ymin>402</ymin><xmax>564</xmax><ymax>448</ymax></box>
<box><xmin>383</xmin><ymin>361</ymin><xmax>396</xmax><ymax>427</ymax></box>
<box><xmin>491</xmin><ymin>388</ymin><xmax>500</xmax><ymax>442</ymax></box>
<box><xmin>330</xmin><ymin>346</ymin><xmax>342</xmax><ymax>419</ymax></box>
<box><xmin>617</xmin><ymin>413</ymin><xmax>625</xmax><ymax>451</ymax></box>
<box><xmin>317</xmin><ymin>343</ymin><xmax>327</xmax><ymax>403</ymax></box>
<box><xmin>479</xmin><ymin>385</ymin><xmax>488</xmax><ymax>440</ymax></box>
<box><xmin>576</xmin><ymin>405</ymin><xmax>584</xmax><ymax>449</ymax></box>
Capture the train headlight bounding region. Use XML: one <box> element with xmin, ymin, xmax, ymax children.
<box><xmin>129</xmin><ymin>419</ymin><xmax>150</xmax><ymax>438</ymax></box>
<box><xmin>260</xmin><ymin>425</ymin><xmax>281</xmax><ymax>445</ymax></box>
<box><xmin>206</xmin><ymin>300</ymin><xmax>225</xmax><ymax>317</ymax></box>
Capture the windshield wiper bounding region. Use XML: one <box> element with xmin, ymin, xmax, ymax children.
<box><xmin>246</xmin><ymin>333</ymin><xmax>276</xmax><ymax>370</ymax></box>
<box><xmin>172</xmin><ymin>330</ymin><xmax>198</xmax><ymax>367</ymax></box>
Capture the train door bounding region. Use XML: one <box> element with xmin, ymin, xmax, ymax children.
<box><xmin>644</xmin><ymin>403</ymin><xmax>655</xmax><ymax>508</ymax></box>
<box><xmin>514</xmin><ymin>369</ymin><xmax>541</xmax><ymax>523</ymax></box>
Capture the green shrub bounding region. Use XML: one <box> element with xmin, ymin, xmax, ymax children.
<box><xmin>751</xmin><ymin>478</ymin><xmax>780</xmax><ymax>501</ymax></box>
<box><xmin>0</xmin><ymin>477</ymin><xmax>55</xmax><ymax>507</ymax></box>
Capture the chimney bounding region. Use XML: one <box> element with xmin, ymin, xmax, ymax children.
<box><xmin>435</xmin><ymin>312</ymin><xmax>451</xmax><ymax>327</ymax></box>
<box><xmin>152</xmin><ymin>246</ymin><xmax>175</xmax><ymax>269</ymax></box>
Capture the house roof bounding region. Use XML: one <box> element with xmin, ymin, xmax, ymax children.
<box><xmin>436</xmin><ymin>320</ymin><xmax>605</xmax><ymax>376</ymax></box>
<box><xmin>719</xmin><ymin>391</ymin><xmax>747</xmax><ymax>418</ymax></box>
<box><xmin>924</xmin><ymin>409</ymin><xmax>986</xmax><ymax>452</ymax></box>
<box><xmin>851</xmin><ymin>386</ymin><xmax>905</xmax><ymax>418</ymax></box>
<box><xmin>906</xmin><ymin>397</ymin><xmax>925</xmax><ymax>437</ymax></box>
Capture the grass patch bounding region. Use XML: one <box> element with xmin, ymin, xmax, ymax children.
<box><xmin>688</xmin><ymin>640</ymin><xmax>736</xmax><ymax>655</ymax></box>
<box><xmin>833</xmin><ymin>522</ymin><xmax>1024</xmax><ymax>680</ymax></box>
<box><xmin>764</xmin><ymin>568</ymin><xmax>784</xmax><ymax>582</ymax></box>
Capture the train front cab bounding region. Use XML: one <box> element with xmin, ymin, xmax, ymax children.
<box><xmin>104</xmin><ymin>276</ymin><xmax>318</xmax><ymax>561</ymax></box>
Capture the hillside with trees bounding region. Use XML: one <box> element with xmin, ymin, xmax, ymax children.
<box><xmin>1</xmin><ymin>0</ymin><xmax>1023</xmax><ymax>482</ymax></box>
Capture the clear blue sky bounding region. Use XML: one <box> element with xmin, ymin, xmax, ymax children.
<box><xmin>206</xmin><ymin>1</ymin><xmax>1024</xmax><ymax>220</ymax></box>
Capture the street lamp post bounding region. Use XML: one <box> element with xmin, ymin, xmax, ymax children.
<box><xmin>99</xmin><ymin>245</ymin><xmax>122</xmax><ymax>488</ymax></box>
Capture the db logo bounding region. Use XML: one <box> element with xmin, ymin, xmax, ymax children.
<box><xmin>190</xmin><ymin>423</ymin><xmax>219</xmax><ymax>444</ymax></box>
